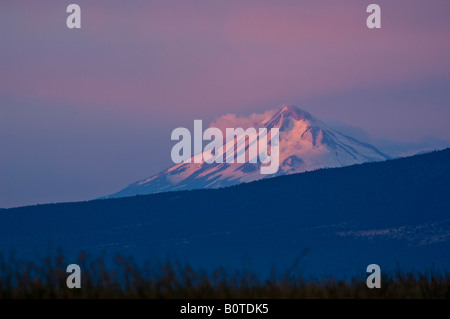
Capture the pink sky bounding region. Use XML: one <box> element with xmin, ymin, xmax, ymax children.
<box><xmin>2</xmin><ymin>1</ymin><xmax>450</xmax><ymax>112</ymax></box>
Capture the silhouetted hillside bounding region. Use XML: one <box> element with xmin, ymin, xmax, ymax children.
<box><xmin>1</xmin><ymin>149</ymin><xmax>450</xmax><ymax>277</ymax></box>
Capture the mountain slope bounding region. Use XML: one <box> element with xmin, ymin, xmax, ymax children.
<box><xmin>109</xmin><ymin>106</ymin><xmax>389</xmax><ymax>198</ymax></box>
<box><xmin>1</xmin><ymin>149</ymin><xmax>449</xmax><ymax>277</ymax></box>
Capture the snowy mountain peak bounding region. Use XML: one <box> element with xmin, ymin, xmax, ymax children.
<box><xmin>264</xmin><ymin>105</ymin><xmax>313</xmax><ymax>131</ymax></box>
<box><xmin>106</xmin><ymin>106</ymin><xmax>390</xmax><ymax>199</ymax></box>
<box><xmin>278</xmin><ymin>105</ymin><xmax>312</xmax><ymax>120</ymax></box>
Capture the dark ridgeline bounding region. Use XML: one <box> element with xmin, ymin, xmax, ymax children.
<box><xmin>1</xmin><ymin>149</ymin><xmax>450</xmax><ymax>280</ymax></box>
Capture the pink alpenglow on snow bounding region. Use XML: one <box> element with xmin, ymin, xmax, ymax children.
<box><xmin>107</xmin><ymin>106</ymin><xmax>390</xmax><ymax>198</ymax></box>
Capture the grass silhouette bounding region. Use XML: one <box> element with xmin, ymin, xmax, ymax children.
<box><xmin>0</xmin><ymin>251</ymin><xmax>449</xmax><ymax>299</ymax></box>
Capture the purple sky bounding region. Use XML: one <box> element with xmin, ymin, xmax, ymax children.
<box><xmin>1</xmin><ymin>0</ymin><xmax>450</xmax><ymax>208</ymax></box>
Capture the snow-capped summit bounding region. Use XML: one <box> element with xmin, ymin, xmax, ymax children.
<box><xmin>265</xmin><ymin>105</ymin><xmax>313</xmax><ymax>131</ymax></box>
<box><xmin>106</xmin><ymin>105</ymin><xmax>390</xmax><ymax>198</ymax></box>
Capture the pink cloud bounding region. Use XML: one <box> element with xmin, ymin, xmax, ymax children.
<box><xmin>209</xmin><ymin>109</ymin><xmax>276</xmax><ymax>131</ymax></box>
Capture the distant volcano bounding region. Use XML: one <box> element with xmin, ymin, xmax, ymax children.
<box><xmin>106</xmin><ymin>105</ymin><xmax>389</xmax><ymax>198</ymax></box>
